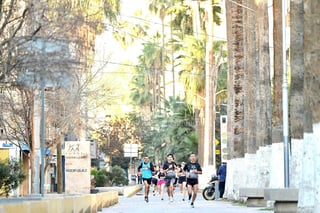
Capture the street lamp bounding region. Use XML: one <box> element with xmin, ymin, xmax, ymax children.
<box><xmin>40</xmin><ymin>79</ymin><xmax>45</xmax><ymax>196</ymax></box>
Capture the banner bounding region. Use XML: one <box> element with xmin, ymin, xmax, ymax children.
<box><xmin>65</xmin><ymin>141</ymin><xmax>90</xmax><ymax>194</ymax></box>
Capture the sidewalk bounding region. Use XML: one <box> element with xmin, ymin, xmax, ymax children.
<box><xmin>100</xmin><ymin>189</ymin><xmax>273</xmax><ymax>213</ymax></box>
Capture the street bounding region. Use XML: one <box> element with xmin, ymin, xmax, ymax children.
<box><xmin>100</xmin><ymin>188</ymin><xmax>273</xmax><ymax>213</ymax></box>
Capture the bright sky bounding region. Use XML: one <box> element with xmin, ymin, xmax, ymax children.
<box><xmin>93</xmin><ymin>0</ymin><xmax>150</xmax><ymax>74</ymax></box>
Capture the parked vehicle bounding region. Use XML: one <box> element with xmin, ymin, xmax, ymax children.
<box><xmin>202</xmin><ymin>176</ymin><xmax>219</xmax><ymax>200</ymax></box>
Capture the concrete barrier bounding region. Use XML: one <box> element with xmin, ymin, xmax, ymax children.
<box><xmin>239</xmin><ymin>188</ymin><xmax>267</xmax><ymax>207</ymax></box>
<box><xmin>46</xmin><ymin>197</ymin><xmax>64</xmax><ymax>213</ymax></box>
<box><xmin>96</xmin><ymin>185</ymin><xmax>142</xmax><ymax>197</ymax></box>
<box><xmin>2</xmin><ymin>202</ymin><xmax>28</xmax><ymax>213</ymax></box>
<box><xmin>264</xmin><ymin>188</ymin><xmax>298</xmax><ymax>213</ymax></box>
<box><xmin>0</xmin><ymin>191</ymin><xmax>118</xmax><ymax>213</ymax></box>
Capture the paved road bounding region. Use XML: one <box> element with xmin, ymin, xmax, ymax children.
<box><xmin>100</xmin><ymin>189</ymin><xmax>273</xmax><ymax>213</ymax></box>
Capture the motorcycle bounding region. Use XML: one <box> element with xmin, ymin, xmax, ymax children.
<box><xmin>202</xmin><ymin>176</ymin><xmax>219</xmax><ymax>200</ymax></box>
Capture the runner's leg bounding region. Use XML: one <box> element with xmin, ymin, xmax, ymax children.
<box><xmin>192</xmin><ymin>184</ymin><xmax>198</xmax><ymax>203</ymax></box>
<box><xmin>182</xmin><ymin>181</ymin><xmax>187</xmax><ymax>200</ymax></box>
<box><xmin>187</xmin><ymin>184</ymin><xmax>193</xmax><ymax>201</ymax></box>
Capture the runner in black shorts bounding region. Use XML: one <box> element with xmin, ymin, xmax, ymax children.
<box><xmin>177</xmin><ymin>162</ymin><xmax>187</xmax><ymax>201</ymax></box>
<box><xmin>185</xmin><ymin>153</ymin><xmax>202</xmax><ymax>208</ymax></box>
<box><xmin>163</xmin><ymin>153</ymin><xmax>177</xmax><ymax>202</ymax></box>
<box><xmin>151</xmin><ymin>165</ymin><xmax>159</xmax><ymax>196</ymax></box>
<box><xmin>138</xmin><ymin>156</ymin><xmax>154</xmax><ymax>203</ymax></box>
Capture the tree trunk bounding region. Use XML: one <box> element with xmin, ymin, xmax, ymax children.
<box><xmin>195</xmin><ymin>90</ymin><xmax>206</xmax><ymax>166</ymax></box>
<box><xmin>192</xmin><ymin>0</ymin><xmax>201</xmax><ymax>39</ymax></box>
<box><xmin>161</xmin><ymin>15</ymin><xmax>166</xmax><ymax>107</ymax></box>
<box><xmin>57</xmin><ymin>138</ymin><xmax>63</xmax><ymax>193</ymax></box>
<box><xmin>272</xmin><ymin>0</ymin><xmax>283</xmax><ymax>143</ymax></box>
<box><xmin>226</xmin><ymin>0</ymin><xmax>245</xmax><ymax>158</ymax></box>
<box><xmin>290</xmin><ymin>0</ymin><xmax>304</xmax><ymax>139</ymax></box>
<box><xmin>255</xmin><ymin>0</ymin><xmax>272</xmax><ymax>147</ymax></box>
<box><xmin>243</xmin><ymin>0</ymin><xmax>258</xmax><ymax>153</ymax></box>
<box><xmin>303</xmin><ymin>1</ymin><xmax>320</xmax><ymax>126</ymax></box>
<box><xmin>204</xmin><ymin>0</ymin><xmax>216</xmax><ymax>167</ymax></box>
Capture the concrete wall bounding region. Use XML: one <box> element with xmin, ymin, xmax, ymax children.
<box><xmin>297</xmin><ymin>123</ymin><xmax>320</xmax><ymax>212</ymax></box>
<box><xmin>225</xmin><ymin>137</ymin><xmax>303</xmax><ymax>201</ymax></box>
<box><xmin>0</xmin><ymin>191</ymin><xmax>118</xmax><ymax>213</ymax></box>
<box><xmin>96</xmin><ymin>185</ymin><xmax>142</xmax><ymax>197</ymax></box>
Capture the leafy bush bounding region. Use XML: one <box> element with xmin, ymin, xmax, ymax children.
<box><xmin>92</xmin><ymin>166</ymin><xmax>128</xmax><ymax>187</ymax></box>
<box><xmin>108</xmin><ymin>166</ymin><xmax>128</xmax><ymax>186</ymax></box>
<box><xmin>0</xmin><ymin>158</ymin><xmax>26</xmax><ymax>197</ymax></box>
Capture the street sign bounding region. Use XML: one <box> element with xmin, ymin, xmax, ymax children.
<box><xmin>124</xmin><ymin>143</ymin><xmax>138</xmax><ymax>157</ymax></box>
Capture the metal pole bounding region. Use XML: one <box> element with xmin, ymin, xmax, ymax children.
<box><xmin>40</xmin><ymin>80</ymin><xmax>45</xmax><ymax>196</ymax></box>
<box><xmin>282</xmin><ymin>0</ymin><xmax>290</xmax><ymax>188</ymax></box>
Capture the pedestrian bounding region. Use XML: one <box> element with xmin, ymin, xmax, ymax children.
<box><xmin>217</xmin><ymin>162</ymin><xmax>227</xmax><ymax>198</ymax></box>
<box><xmin>157</xmin><ymin>166</ymin><xmax>166</xmax><ymax>200</ymax></box>
<box><xmin>185</xmin><ymin>152</ymin><xmax>202</xmax><ymax>208</ymax></box>
<box><xmin>137</xmin><ymin>156</ymin><xmax>154</xmax><ymax>203</ymax></box>
<box><xmin>163</xmin><ymin>153</ymin><xmax>177</xmax><ymax>202</ymax></box>
<box><xmin>177</xmin><ymin>162</ymin><xmax>187</xmax><ymax>201</ymax></box>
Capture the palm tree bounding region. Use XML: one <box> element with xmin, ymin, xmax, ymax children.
<box><xmin>271</xmin><ymin>0</ymin><xmax>283</xmax><ymax>144</ymax></box>
<box><xmin>148</xmin><ymin>0</ymin><xmax>171</xmax><ymax>107</ymax></box>
<box><xmin>132</xmin><ymin>39</ymin><xmax>164</xmax><ymax>112</ymax></box>
<box><xmin>289</xmin><ymin>0</ymin><xmax>304</xmax><ymax>139</ymax></box>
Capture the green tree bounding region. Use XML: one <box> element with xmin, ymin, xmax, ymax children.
<box><xmin>0</xmin><ymin>159</ymin><xmax>26</xmax><ymax>197</ymax></box>
<box><xmin>141</xmin><ymin>96</ymin><xmax>197</xmax><ymax>164</ymax></box>
<box><xmin>92</xmin><ymin>166</ymin><xmax>128</xmax><ymax>186</ymax></box>
<box><xmin>131</xmin><ymin>39</ymin><xmax>165</xmax><ymax>112</ymax></box>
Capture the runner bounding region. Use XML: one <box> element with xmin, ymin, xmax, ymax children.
<box><xmin>177</xmin><ymin>162</ymin><xmax>187</xmax><ymax>201</ymax></box>
<box><xmin>185</xmin><ymin>153</ymin><xmax>202</xmax><ymax>208</ymax></box>
<box><xmin>137</xmin><ymin>156</ymin><xmax>154</xmax><ymax>203</ymax></box>
<box><xmin>163</xmin><ymin>153</ymin><xmax>177</xmax><ymax>202</ymax></box>
<box><xmin>151</xmin><ymin>165</ymin><xmax>159</xmax><ymax>196</ymax></box>
<box><xmin>157</xmin><ymin>166</ymin><xmax>166</xmax><ymax>200</ymax></box>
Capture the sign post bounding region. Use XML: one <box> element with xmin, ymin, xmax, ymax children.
<box><xmin>124</xmin><ymin>144</ymin><xmax>138</xmax><ymax>184</ymax></box>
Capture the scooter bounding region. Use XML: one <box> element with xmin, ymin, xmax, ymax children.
<box><xmin>202</xmin><ymin>176</ymin><xmax>219</xmax><ymax>200</ymax></box>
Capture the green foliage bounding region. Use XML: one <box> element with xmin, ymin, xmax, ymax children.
<box><xmin>141</xmin><ymin>96</ymin><xmax>198</xmax><ymax>163</ymax></box>
<box><xmin>92</xmin><ymin>166</ymin><xmax>128</xmax><ymax>187</ymax></box>
<box><xmin>169</xmin><ymin>0</ymin><xmax>222</xmax><ymax>36</ymax></box>
<box><xmin>0</xmin><ymin>159</ymin><xmax>26</xmax><ymax>197</ymax></box>
<box><xmin>46</xmin><ymin>0</ymin><xmax>120</xmax><ymax>34</ymax></box>
<box><xmin>95</xmin><ymin>170</ymin><xmax>108</xmax><ymax>187</ymax></box>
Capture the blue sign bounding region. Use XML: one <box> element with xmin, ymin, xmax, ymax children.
<box><xmin>1</xmin><ymin>142</ymin><xmax>13</xmax><ymax>148</ymax></box>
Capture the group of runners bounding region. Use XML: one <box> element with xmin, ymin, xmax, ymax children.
<box><xmin>137</xmin><ymin>153</ymin><xmax>202</xmax><ymax>208</ymax></box>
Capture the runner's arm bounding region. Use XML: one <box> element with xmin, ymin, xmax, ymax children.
<box><xmin>137</xmin><ymin>163</ymin><xmax>142</xmax><ymax>172</ymax></box>
<box><xmin>150</xmin><ymin>162</ymin><xmax>155</xmax><ymax>172</ymax></box>
<box><xmin>196</xmin><ymin>164</ymin><xmax>202</xmax><ymax>174</ymax></box>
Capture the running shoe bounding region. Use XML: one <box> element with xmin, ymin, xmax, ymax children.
<box><xmin>169</xmin><ymin>196</ymin><xmax>174</xmax><ymax>202</ymax></box>
<box><xmin>145</xmin><ymin>196</ymin><xmax>149</xmax><ymax>203</ymax></box>
<box><xmin>190</xmin><ymin>202</ymin><xmax>194</xmax><ymax>208</ymax></box>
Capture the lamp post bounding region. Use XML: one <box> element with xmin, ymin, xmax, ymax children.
<box><xmin>281</xmin><ymin>0</ymin><xmax>290</xmax><ymax>188</ymax></box>
<box><xmin>40</xmin><ymin>79</ymin><xmax>45</xmax><ymax>196</ymax></box>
